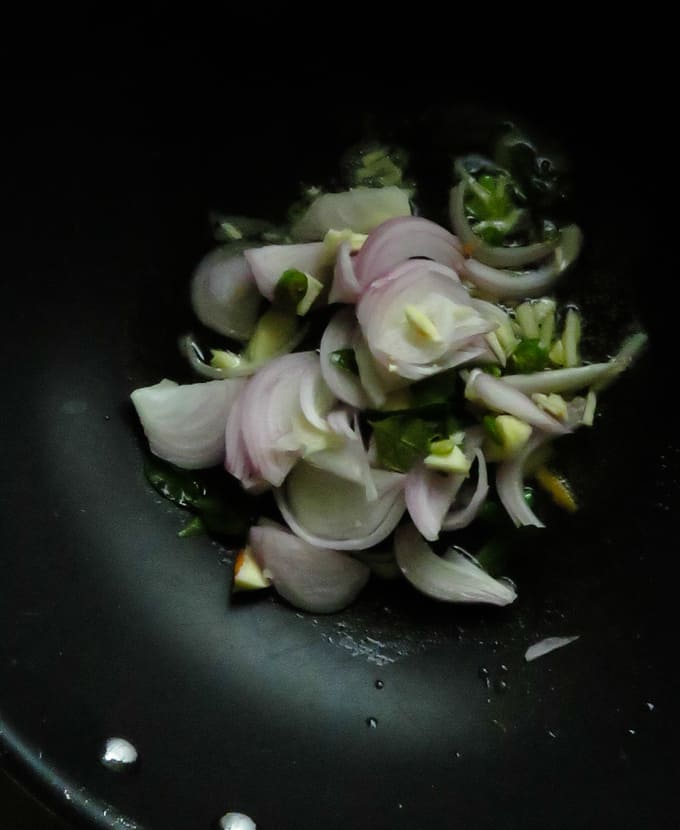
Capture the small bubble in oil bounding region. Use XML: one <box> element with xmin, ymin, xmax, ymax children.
<box><xmin>494</xmin><ymin>679</ymin><xmax>509</xmax><ymax>694</ymax></box>
<box><xmin>366</xmin><ymin>717</ymin><xmax>378</xmax><ymax>729</ymax></box>
<box><xmin>375</xmin><ymin>679</ymin><xmax>384</xmax><ymax>690</ymax></box>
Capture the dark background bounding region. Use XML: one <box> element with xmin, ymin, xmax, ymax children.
<box><xmin>0</xmin><ymin>773</ymin><xmax>68</xmax><ymax>829</ymax></box>
<box><xmin>1</xmin><ymin>60</ymin><xmax>676</xmax><ymax>829</ymax></box>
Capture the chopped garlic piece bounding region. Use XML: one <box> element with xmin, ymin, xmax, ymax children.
<box><xmin>210</xmin><ymin>349</ymin><xmax>241</xmax><ymax>370</ymax></box>
<box><xmin>485</xmin><ymin>331</ymin><xmax>507</xmax><ymax>365</ymax></box>
<box><xmin>516</xmin><ymin>302</ymin><xmax>539</xmax><ymax>338</ymax></box>
<box><xmin>531</xmin><ymin>392</ymin><xmax>568</xmax><ymax>420</ymax></box>
<box><xmin>320</xmin><ymin>228</ymin><xmax>368</xmax><ymax>265</ymax></box>
<box><xmin>548</xmin><ymin>338</ymin><xmax>565</xmax><ymax>365</ymax></box>
<box><xmin>233</xmin><ymin>547</ymin><xmax>272</xmax><ymax>593</ymax></box>
<box><xmin>562</xmin><ymin>307</ymin><xmax>581</xmax><ymax>368</ymax></box>
<box><xmin>424</xmin><ymin>444</ymin><xmax>471</xmax><ymax>474</ymax></box>
<box><xmin>496</xmin><ymin>415</ymin><xmax>532</xmax><ymax>453</ymax></box>
<box><xmin>296</xmin><ymin>273</ymin><xmax>324</xmax><ymax>316</ymax></box>
<box><xmin>404</xmin><ymin>305</ymin><xmax>442</xmax><ymax>342</ymax></box>
<box><xmin>582</xmin><ymin>388</ymin><xmax>597</xmax><ymax>426</ymax></box>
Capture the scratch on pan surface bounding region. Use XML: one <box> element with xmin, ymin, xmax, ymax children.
<box><xmin>319</xmin><ymin>615</ymin><xmax>444</xmax><ymax>665</ymax></box>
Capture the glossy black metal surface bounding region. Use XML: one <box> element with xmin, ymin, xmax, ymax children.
<box><xmin>1</xmin><ymin>79</ymin><xmax>676</xmax><ymax>829</ymax></box>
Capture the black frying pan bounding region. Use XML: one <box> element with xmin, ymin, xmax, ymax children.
<box><xmin>1</xmin><ymin>76</ymin><xmax>676</xmax><ymax>830</ymax></box>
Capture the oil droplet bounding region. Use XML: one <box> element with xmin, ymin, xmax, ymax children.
<box><xmin>547</xmin><ymin>729</ymin><xmax>558</xmax><ymax>739</ymax></box>
<box><xmin>375</xmin><ymin>679</ymin><xmax>385</xmax><ymax>690</ymax></box>
<box><xmin>219</xmin><ymin>813</ymin><xmax>256</xmax><ymax>830</ymax></box>
<box><xmin>366</xmin><ymin>717</ymin><xmax>378</xmax><ymax>729</ymax></box>
<box><xmin>100</xmin><ymin>737</ymin><xmax>138</xmax><ymax>771</ymax></box>
<box><xmin>478</xmin><ymin>666</ymin><xmax>490</xmax><ymax>688</ymax></box>
<box><xmin>499</xmin><ymin>664</ymin><xmax>509</xmax><ymax>674</ymax></box>
<box><xmin>493</xmin><ymin>679</ymin><xmax>509</xmax><ymax>694</ymax></box>
<box><xmin>646</xmin><ymin>701</ymin><xmax>655</xmax><ymax>712</ymax></box>
<box><xmin>455</xmin><ymin>751</ymin><xmax>462</xmax><ymax>759</ymax></box>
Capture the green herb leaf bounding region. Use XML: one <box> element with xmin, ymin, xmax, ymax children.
<box><xmin>370</xmin><ymin>415</ymin><xmax>434</xmax><ymax>473</ymax></box>
<box><xmin>370</xmin><ymin>409</ymin><xmax>462</xmax><ymax>474</ymax></box>
<box><xmin>464</xmin><ymin>172</ymin><xmax>521</xmax><ymax>245</ymax></box>
<box><xmin>144</xmin><ymin>455</ymin><xmax>254</xmax><ymax>540</ymax></box>
<box><xmin>329</xmin><ymin>348</ymin><xmax>359</xmax><ymax>375</ymax></box>
<box><xmin>475</xmin><ymin>538</ymin><xmax>509</xmax><ymax>578</ymax></box>
<box><xmin>510</xmin><ymin>338</ymin><xmax>549</xmax><ymax>373</ymax></box>
<box><xmin>144</xmin><ymin>458</ymin><xmax>205</xmax><ymax>508</ymax></box>
<box><xmin>409</xmin><ymin>369</ymin><xmax>460</xmax><ymax>408</ymax></box>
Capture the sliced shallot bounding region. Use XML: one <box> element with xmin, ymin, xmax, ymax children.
<box><xmin>496</xmin><ymin>431</ymin><xmax>552</xmax><ymax>527</ymax></box>
<box><xmin>405</xmin><ymin>430</ymin><xmax>486</xmax><ymax>541</ymax></box>
<box><xmin>249</xmin><ymin>522</ymin><xmax>370</xmax><ymax>613</ymax></box>
<box><xmin>353</xmin><ymin>216</ymin><xmax>465</xmax><ymax>291</ymax></box>
<box><xmin>328</xmin><ymin>240</ymin><xmax>361</xmax><ymax>304</ymax></box>
<box><xmin>449</xmin><ymin>183</ymin><xmax>559</xmax><ymax>269</ymax></box>
<box><xmin>191</xmin><ymin>247</ymin><xmax>261</xmax><ymax>341</ymax></box>
<box><xmin>466</xmin><ymin>369</ymin><xmax>569</xmax><ymax>435</ymax></box>
<box><xmin>244</xmin><ymin>242</ymin><xmax>327</xmax><ymax>300</ymax></box>
<box><xmin>394</xmin><ymin>524</ymin><xmax>517</xmax><ymax>606</ymax></box>
<box><xmin>291</xmin><ymin>186</ymin><xmax>412</xmax><ymax>241</ymax></box>
<box><xmin>357</xmin><ymin>260</ymin><xmax>495</xmax><ymax>380</ymax></box>
<box><xmin>442</xmin><ymin>448</ymin><xmax>489</xmax><ymax>531</ymax></box>
<box><xmin>501</xmin><ymin>363</ymin><xmax>622</xmax><ymax>396</ymax></box>
<box><xmin>319</xmin><ymin>308</ymin><xmax>369</xmax><ymax>408</ymax></box>
<box><xmin>131</xmin><ymin>377</ymin><xmax>245</xmax><ymax>470</ymax></box>
<box><xmin>462</xmin><ymin>225</ymin><xmax>583</xmax><ymax>300</ymax></box>
<box><xmin>226</xmin><ymin>352</ymin><xmax>335</xmax><ymax>488</ymax></box>
<box><xmin>274</xmin><ymin>462</ymin><xmax>405</xmax><ymax>551</ymax></box>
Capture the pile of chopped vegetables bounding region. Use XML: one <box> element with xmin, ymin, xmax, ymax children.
<box><xmin>131</xmin><ymin>135</ymin><xmax>646</xmax><ymax>614</ymax></box>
